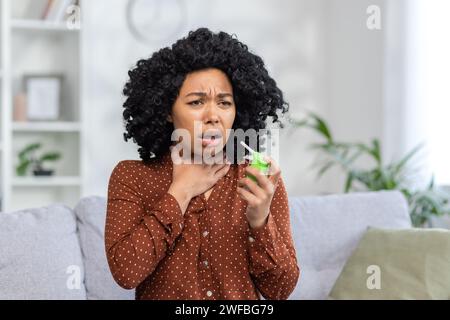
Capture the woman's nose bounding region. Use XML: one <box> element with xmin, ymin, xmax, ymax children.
<box><xmin>204</xmin><ymin>104</ymin><xmax>220</xmax><ymax>124</ymax></box>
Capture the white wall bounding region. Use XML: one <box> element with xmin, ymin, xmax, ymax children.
<box><xmin>323</xmin><ymin>0</ymin><xmax>385</xmax><ymax>193</ymax></box>
<box><xmin>82</xmin><ymin>0</ymin><xmax>387</xmax><ymax>198</ymax></box>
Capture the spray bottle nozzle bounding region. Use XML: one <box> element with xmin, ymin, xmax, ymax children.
<box><xmin>240</xmin><ymin>141</ymin><xmax>270</xmax><ymax>182</ymax></box>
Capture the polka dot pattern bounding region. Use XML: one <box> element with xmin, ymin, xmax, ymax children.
<box><xmin>105</xmin><ymin>151</ymin><xmax>300</xmax><ymax>300</ymax></box>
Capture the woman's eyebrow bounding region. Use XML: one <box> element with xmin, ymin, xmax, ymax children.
<box><xmin>185</xmin><ymin>92</ymin><xmax>207</xmax><ymax>98</ymax></box>
<box><xmin>184</xmin><ymin>92</ymin><xmax>233</xmax><ymax>98</ymax></box>
<box><xmin>216</xmin><ymin>93</ymin><xmax>233</xmax><ymax>99</ymax></box>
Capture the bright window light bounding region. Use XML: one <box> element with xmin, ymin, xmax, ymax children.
<box><xmin>416</xmin><ymin>0</ymin><xmax>450</xmax><ymax>185</ymax></box>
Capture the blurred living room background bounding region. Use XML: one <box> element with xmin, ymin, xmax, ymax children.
<box><xmin>0</xmin><ymin>0</ymin><xmax>449</xmax><ymax>226</ymax></box>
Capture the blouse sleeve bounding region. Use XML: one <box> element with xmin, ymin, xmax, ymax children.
<box><xmin>247</xmin><ymin>176</ymin><xmax>300</xmax><ymax>299</ymax></box>
<box><xmin>104</xmin><ymin>161</ymin><xmax>184</xmax><ymax>289</ymax></box>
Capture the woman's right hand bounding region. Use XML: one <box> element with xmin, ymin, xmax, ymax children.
<box><xmin>167</xmin><ymin>146</ymin><xmax>231</xmax><ymax>215</ymax></box>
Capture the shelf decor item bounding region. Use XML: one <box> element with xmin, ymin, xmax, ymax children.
<box><xmin>16</xmin><ymin>142</ymin><xmax>62</xmax><ymax>177</ymax></box>
<box><xmin>13</xmin><ymin>93</ymin><xmax>28</xmax><ymax>122</ymax></box>
<box><xmin>23</xmin><ymin>74</ymin><xmax>63</xmax><ymax>121</ymax></box>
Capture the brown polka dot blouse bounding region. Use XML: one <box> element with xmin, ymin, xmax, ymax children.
<box><xmin>105</xmin><ymin>151</ymin><xmax>300</xmax><ymax>300</ymax></box>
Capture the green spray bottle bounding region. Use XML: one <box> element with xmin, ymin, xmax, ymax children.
<box><xmin>240</xmin><ymin>141</ymin><xmax>270</xmax><ymax>182</ymax></box>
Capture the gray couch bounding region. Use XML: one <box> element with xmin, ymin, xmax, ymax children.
<box><xmin>0</xmin><ymin>191</ymin><xmax>412</xmax><ymax>300</ymax></box>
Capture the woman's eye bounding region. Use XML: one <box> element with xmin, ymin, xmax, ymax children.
<box><xmin>219</xmin><ymin>101</ymin><xmax>233</xmax><ymax>107</ymax></box>
<box><xmin>188</xmin><ymin>100</ymin><xmax>203</xmax><ymax>106</ymax></box>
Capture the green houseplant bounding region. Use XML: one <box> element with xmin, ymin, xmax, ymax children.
<box><xmin>291</xmin><ymin>112</ymin><xmax>450</xmax><ymax>227</ymax></box>
<box><xmin>16</xmin><ymin>143</ymin><xmax>62</xmax><ymax>177</ymax></box>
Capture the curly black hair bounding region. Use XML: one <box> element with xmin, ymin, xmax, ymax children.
<box><xmin>122</xmin><ymin>27</ymin><xmax>289</xmax><ymax>163</ymax></box>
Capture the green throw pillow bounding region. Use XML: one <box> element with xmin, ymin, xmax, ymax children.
<box><xmin>329</xmin><ymin>227</ymin><xmax>450</xmax><ymax>299</ymax></box>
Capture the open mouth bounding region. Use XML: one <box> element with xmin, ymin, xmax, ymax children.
<box><xmin>199</xmin><ymin>130</ymin><xmax>223</xmax><ymax>147</ymax></box>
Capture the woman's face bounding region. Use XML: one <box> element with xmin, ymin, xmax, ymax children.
<box><xmin>169</xmin><ymin>68</ymin><xmax>236</xmax><ymax>159</ymax></box>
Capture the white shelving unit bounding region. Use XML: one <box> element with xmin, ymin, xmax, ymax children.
<box><xmin>0</xmin><ymin>0</ymin><xmax>85</xmax><ymax>212</ymax></box>
<box><xmin>11</xmin><ymin>18</ymin><xmax>81</xmax><ymax>32</ymax></box>
<box><xmin>12</xmin><ymin>121</ymin><xmax>81</xmax><ymax>132</ymax></box>
<box><xmin>12</xmin><ymin>176</ymin><xmax>81</xmax><ymax>187</ymax></box>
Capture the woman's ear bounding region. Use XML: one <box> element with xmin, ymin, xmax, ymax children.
<box><xmin>166</xmin><ymin>114</ymin><xmax>173</xmax><ymax>123</ymax></box>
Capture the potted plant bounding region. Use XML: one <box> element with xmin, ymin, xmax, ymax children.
<box><xmin>16</xmin><ymin>143</ymin><xmax>62</xmax><ymax>177</ymax></box>
<box><xmin>290</xmin><ymin>112</ymin><xmax>450</xmax><ymax>227</ymax></box>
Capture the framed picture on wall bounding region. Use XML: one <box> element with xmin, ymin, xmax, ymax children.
<box><xmin>23</xmin><ymin>74</ymin><xmax>63</xmax><ymax>121</ymax></box>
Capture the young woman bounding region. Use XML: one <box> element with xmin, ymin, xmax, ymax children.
<box><xmin>105</xmin><ymin>28</ymin><xmax>299</xmax><ymax>300</ymax></box>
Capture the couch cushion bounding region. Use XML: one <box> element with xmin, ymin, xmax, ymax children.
<box><xmin>75</xmin><ymin>191</ymin><xmax>411</xmax><ymax>300</ymax></box>
<box><xmin>0</xmin><ymin>204</ymin><xmax>87</xmax><ymax>299</ymax></box>
<box><xmin>74</xmin><ymin>196</ymin><xmax>134</xmax><ymax>300</ymax></box>
<box><xmin>329</xmin><ymin>227</ymin><xmax>450</xmax><ymax>299</ymax></box>
<box><xmin>288</xmin><ymin>191</ymin><xmax>412</xmax><ymax>300</ymax></box>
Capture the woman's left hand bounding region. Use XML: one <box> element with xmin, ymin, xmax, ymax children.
<box><xmin>237</xmin><ymin>156</ymin><xmax>281</xmax><ymax>229</ymax></box>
